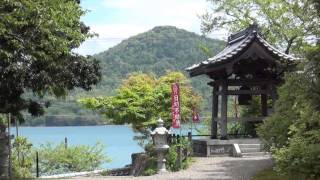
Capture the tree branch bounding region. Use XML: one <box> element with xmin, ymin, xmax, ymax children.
<box><xmin>285</xmin><ymin>36</ymin><xmax>297</xmax><ymax>54</ymax></box>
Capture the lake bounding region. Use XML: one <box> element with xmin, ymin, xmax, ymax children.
<box><xmin>13</xmin><ymin>126</ymin><xmax>143</xmax><ymax>169</ymax></box>
<box><xmin>11</xmin><ymin>125</ymin><xmax>201</xmax><ymax>169</ymax></box>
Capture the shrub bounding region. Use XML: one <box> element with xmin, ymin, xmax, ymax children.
<box><xmin>166</xmin><ymin>138</ymin><xmax>192</xmax><ymax>172</ymax></box>
<box><xmin>12</xmin><ymin>137</ymin><xmax>34</xmax><ymax>179</ymax></box>
<box><xmin>166</xmin><ymin>143</ymin><xmax>179</xmax><ymax>171</ymax></box>
<box><xmin>274</xmin><ymin>138</ymin><xmax>320</xmax><ymax>179</ymax></box>
<box><xmin>142</xmin><ymin>167</ymin><xmax>157</xmax><ymax>176</ymax></box>
<box><xmin>11</xmin><ymin>137</ymin><xmax>110</xmax><ymax>177</ymax></box>
<box><xmin>257</xmin><ymin>44</ymin><xmax>320</xmax><ymax>179</ymax></box>
<box><xmin>141</xmin><ymin>143</ymin><xmax>157</xmax><ymax>176</ymax></box>
<box><xmin>37</xmin><ymin>142</ymin><xmax>110</xmax><ymax>175</ymax></box>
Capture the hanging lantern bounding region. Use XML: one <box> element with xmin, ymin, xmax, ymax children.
<box><xmin>238</xmin><ymin>86</ymin><xmax>252</xmax><ymax>105</ymax></box>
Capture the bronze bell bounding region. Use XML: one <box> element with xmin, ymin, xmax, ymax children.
<box><xmin>238</xmin><ymin>86</ymin><xmax>252</xmax><ymax>105</ymax></box>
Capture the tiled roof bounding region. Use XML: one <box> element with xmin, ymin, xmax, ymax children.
<box><xmin>186</xmin><ymin>25</ymin><xmax>296</xmax><ymax>72</ymax></box>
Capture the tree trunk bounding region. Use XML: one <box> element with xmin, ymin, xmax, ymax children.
<box><xmin>0</xmin><ymin>124</ymin><xmax>9</xmax><ymax>179</ymax></box>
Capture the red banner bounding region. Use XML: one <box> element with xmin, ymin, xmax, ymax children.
<box><xmin>171</xmin><ymin>83</ymin><xmax>181</xmax><ymax>128</ymax></box>
<box><xmin>192</xmin><ymin>107</ymin><xmax>200</xmax><ymax>123</ymax></box>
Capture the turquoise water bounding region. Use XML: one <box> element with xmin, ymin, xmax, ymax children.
<box><xmin>12</xmin><ymin>126</ymin><xmax>143</xmax><ymax>169</ymax></box>
<box><xmin>12</xmin><ymin>124</ymin><xmax>203</xmax><ymax>169</ymax></box>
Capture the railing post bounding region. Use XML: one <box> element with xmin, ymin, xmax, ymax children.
<box><xmin>187</xmin><ymin>132</ymin><xmax>192</xmax><ymax>142</ymax></box>
<box><xmin>64</xmin><ymin>137</ymin><xmax>68</xmax><ymax>149</ymax></box>
<box><xmin>36</xmin><ymin>151</ymin><xmax>39</xmax><ymax>178</ymax></box>
<box><xmin>187</xmin><ymin>132</ymin><xmax>192</xmax><ymax>156</ymax></box>
<box><xmin>167</xmin><ymin>134</ymin><xmax>172</xmax><ymax>145</ymax></box>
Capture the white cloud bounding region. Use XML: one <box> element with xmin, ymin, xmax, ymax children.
<box><xmin>76</xmin><ymin>0</ymin><xmax>229</xmax><ymax>55</ymax></box>
<box><xmin>91</xmin><ymin>24</ymin><xmax>151</xmax><ymax>39</ymax></box>
<box><xmin>74</xmin><ymin>38</ymin><xmax>123</xmax><ymax>55</ymax></box>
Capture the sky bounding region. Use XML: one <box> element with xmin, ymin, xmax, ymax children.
<box><xmin>75</xmin><ymin>0</ymin><xmax>228</xmax><ymax>55</ymax></box>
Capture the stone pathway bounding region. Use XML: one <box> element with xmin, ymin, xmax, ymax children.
<box><xmin>65</xmin><ymin>155</ymin><xmax>274</xmax><ymax>180</ymax></box>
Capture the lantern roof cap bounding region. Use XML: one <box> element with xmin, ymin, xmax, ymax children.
<box><xmin>151</xmin><ymin>118</ymin><xmax>170</xmax><ymax>135</ymax></box>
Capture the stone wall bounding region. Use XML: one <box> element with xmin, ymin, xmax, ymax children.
<box><xmin>130</xmin><ymin>152</ymin><xmax>149</xmax><ymax>176</ymax></box>
<box><xmin>192</xmin><ymin>139</ymin><xmax>262</xmax><ymax>157</ymax></box>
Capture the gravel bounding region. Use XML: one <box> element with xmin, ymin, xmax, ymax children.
<box><xmin>63</xmin><ymin>155</ymin><xmax>274</xmax><ymax>180</ymax></box>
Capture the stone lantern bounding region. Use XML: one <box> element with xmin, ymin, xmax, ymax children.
<box><xmin>151</xmin><ymin>118</ymin><xmax>170</xmax><ymax>173</ymax></box>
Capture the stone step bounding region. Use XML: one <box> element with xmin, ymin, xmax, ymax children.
<box><xmin>242</xmin><ymin>152</ymin><xmax>268</xmax><ymax>156</ymax></box>
<box><xmin>241</xmin><ymin>147</ymin><xmax>261</xmax><ymax>153</ymax></box>
<box><xmin>239</xmin><ymin>144</ymin><xmax>261</xmax><ymax>149</ymax></box>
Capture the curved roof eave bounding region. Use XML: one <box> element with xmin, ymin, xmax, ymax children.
<box><xmin>186</xmin><ymin>33</ymin><xmax>297</xmax><ymax>75</ymax></box>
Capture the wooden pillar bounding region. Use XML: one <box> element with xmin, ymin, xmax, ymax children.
<box><xmin>261</xmin><ymin>86</ymin><xmax>268</xmax><ymax>116</ymax></box>
<box><xmin>220</xmin><ymin>79</ymin><xmax>228</xmax><ymax>140</ymax></box>
<box><xmin>211</xmin><ymin>85</ymin><xmax>218</xmax><ymax>139</ymax></box>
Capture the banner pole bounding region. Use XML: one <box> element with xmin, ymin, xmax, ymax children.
<box><xmin>179</xmin><ymin>122</ymin><xmax>182</xmax><ymax>142</ymax></box>
<box><xmin>191</xmin><ymin>117</ymin><xmax>193</xmax><ymax>136</ymax></box>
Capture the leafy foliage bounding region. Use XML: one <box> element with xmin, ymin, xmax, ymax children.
<box><xmin>0</xmin><ymin>0</ymin><xmax>101</xmax><ymax>121</ymax></box>
<box><xmin>202</xmin><ymin>0</ymin><xmax>320</xmax><ymax>178</ymax></box>
<box><xmin>12</xmin><ymin>137</ymin><xmax>34</xmax><ymax>179</ymax></box>
<box><xmin>201</xmin><ymin>0</ymin><xmax>320</xmax><ymax>54</ymax></box>
<box><xmin>274</xmin><ymin>138</ymin><xmax>320</xmax><ymax>179</ymax></box>
<box><xmin>257</xmin><ymin>44</ymin><xmax>320</xmax><ymax>178</ymax></box>
<box><xmin>166</xmin><ymin>138</ymin><xmax>192</xmax><ymax>172</ymax></box>
<box><xmin>11</xmin><ymin>136</ymin><xmax>109</xmax><ymax>177</ymax></box>
<box><xmin>37</xmin><ymin>142</ymin><xmax>109</xmax><ymax>175</ymax></box>
<box><xmin>80</xmin><ymin>72</ymin><xmax>202</xmax><ymax>133</ymax></box>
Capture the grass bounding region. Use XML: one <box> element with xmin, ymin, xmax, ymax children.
<box><xmin>252</xmin><ymin>169</ymin><xmax>291</xmax><ymax>180</ymax></box>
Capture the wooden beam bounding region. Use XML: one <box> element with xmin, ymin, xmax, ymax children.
<box><xmin>216</xmin><ymin>89</ymin><xmax>269</xmax><ymax>95</ymax></box>
<box><xmin>216</xmin><ymin>117</ymin><xmax>266</xmax><ymax>122</ymax></box>
<box><xmin>228</xmin><ymin>81</ymin><xmax>272</xmax><ymax>86</ymax></box>
<box><xmin>214</xmin><ymin>79</ymin><xmax>276</xmax><ymax>86</ymax></box>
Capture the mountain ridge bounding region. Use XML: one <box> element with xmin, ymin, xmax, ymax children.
<box><xmin>91</xmin><ymin>25</ymin><xmax>225</xmax><ymax>96</ymax></box>
<box><xmin>24</xmin><ymin>26</ymin><xmax>226</xmax><ymax>126</ymax></box>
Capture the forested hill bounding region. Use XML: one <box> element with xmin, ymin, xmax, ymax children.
<box><xmin>92</xmin><ymin>26</ymin><xmax>225</xmax><ymax>96</ymax></box>
<box><xmin>25</xmin><ymin>26</ymin><xmax>225</xmax><ymax>126</ymax></box>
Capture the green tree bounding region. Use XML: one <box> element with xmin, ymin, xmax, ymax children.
<box><xmin>202</xmin><ymin>0</ymin><xmax>320</xmax><ymax>177</ymax></box>
<box><xmin>257</xmin><ymin>2</ymin><xmax>320</xmax><ymax>177</ymax></box>
<box><xmin>201</xmin><ymin>0</ymin><xmax>320</xmax><ymax>54</ymax></box>
<box><xmin>80</xmin><ymin>72</ymin><xmax>201</xmax><ymax>133</ymax></box>
<box><xmin>0</xmin><ymin>0</ymin><xmax>101</xmax><ymax>119</ymax></box>
<box><xmin>257</xmin><ymin>45</ymin><xmax>320</xmax><ymax>178</ymax></box>
<box><xmin>0</xmin><ymin>0</ymin><xmax>101</xmax><ymax>177</ymax></box>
